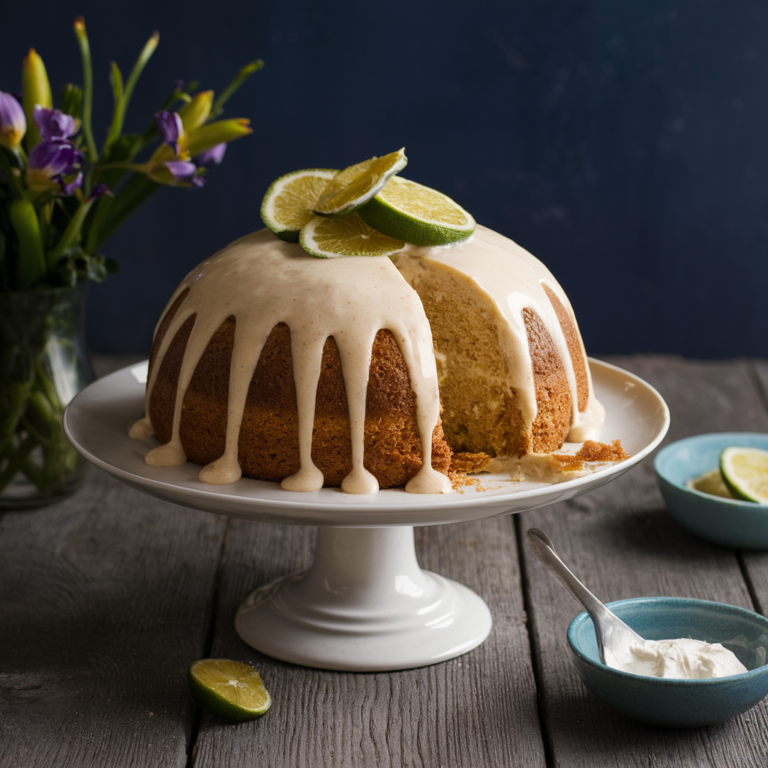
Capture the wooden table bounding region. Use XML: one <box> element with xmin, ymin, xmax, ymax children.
<box><xmin>3</xmin><ymin>355</ymin><xmax>768</xmax><ymax>768</ymax></box>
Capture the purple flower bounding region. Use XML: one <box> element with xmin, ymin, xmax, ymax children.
<box><xmin>194</xmin><ymin>142</ymin><xmax>226</xmax><ymax>166</ymax></box>
<box><xmin>89</xmin><ymin>183</ymin><xmax>112</xmax><ymax>199</ymax></box>
<box><xmin>59</xmin><ymin>173</ymin><xmax>83</xmax><ymax>196</ymax></box>
<box><xmin>164</xmin><ymin>160</ymin><xmax>206</xmax><ymax>187</ymax></box>
<box><xmin>32</xmin><ymin>105</ymin><xmax>78</xmax><ymax>141</ymax></box>
<box><xmin>155</xmin><ymin>110</ymin><xmax>185</xmax><ymax>154</ymax></box>
<box><xmin>26</xmin><ymin>138</ymin><xmax>84</xmax><ymax>194</ymax></box>
<box><xmin>0</xmin><ymin>90</ymin><xmax>26</xmax><ymax>150</ymax></box>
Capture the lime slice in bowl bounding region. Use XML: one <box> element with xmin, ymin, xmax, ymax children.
<box><xmin>300</xmin><ymin>213</ymin><xmax>404</xmax><ymax>258</ymax></box>
<box><xmin>720</xmin><ymin>447</ymin><xmax>768</xmax><ymax>503</ymax></box>
<box><xmin>358</xmin><ymin>176</ymin><xmax>475</xmax><ymax>246</ymax></box>
<box><xmin>261</xmin><ymin>168</ymin><xmax>338</xmax><ymax>242</ymax></box>
<box><xmin>313</xmin><ymin>149</ymin><xmax>408</xmax><ymax>216</ymax></box>
<box><xmin>188</xmin><ymin>659</ymin><xmax>272</xmax><ymax>721</ymax></box>
<box><xmin>688</xmin><ymin>468</ymin><xmax>734</xmax><ymax>498</ymax></box>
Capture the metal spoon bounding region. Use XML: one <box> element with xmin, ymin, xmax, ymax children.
<box><xmin>526</xmin><ymin>528</ymin><xmax>643</xmax><ymax>668</ymax></box>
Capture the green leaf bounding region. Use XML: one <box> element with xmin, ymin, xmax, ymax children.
<box><xmin>104</xmin><ymin>31</ymin><xmax>159</xmax><ymax>152</ymax></box>
<box><xmin>10</xmin><ymin>199</ymin><xmax>46</xmax><ymax>290</ymax></box>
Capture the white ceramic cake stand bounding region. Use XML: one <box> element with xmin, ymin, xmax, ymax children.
<box><xmin>64</xmin><ymin>359</ymin><xmax>668</xmax><ymax>672</ymax></box>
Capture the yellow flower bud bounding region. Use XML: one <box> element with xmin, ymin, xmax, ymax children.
<box><xmin>186</xmin><ymin>119</ymin><xmax>252</xmax><ymax>157</ymax></box>
<box><xmin>177</xmin><ymin>91</ymin><xmax>213</xmax><ymax>132</ymax></box>
<box><xmin>21</xmin><ymin>48</ymin><xmax>52</xmax><ymax>149</ymax></box>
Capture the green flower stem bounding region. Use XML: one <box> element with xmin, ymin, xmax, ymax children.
<box><xmin>46</xmin><ymin>197</ymin><xmax>96</xmax><ymax>268</ymax></box>
<box><xmin>91</xmin><ymin>173</ymin><xmax>160</xmax><ymax>251</ymax></box>
<box><xmin>26</xmin><ymin>390</ymin><xmax>57</xmax><ymax>435</ymax></box>
<box><xmin>34</xmin><ymin>359</ymin><xmax>61</xmax><ymax>411</ymax></box>
<box><xmin>0</xmin><ymin>149</ymin><xmax>24</xmax><ymax>198</ymax></box>
<box><xmin>10</xmin><ymin>199</ymin><xmax>46</xmax><ymax>289</ymax></box>
<box><xmin>20</xmin><ymin>415</ymin><xmax>51</xmax><ymax>447</ymax></box>
<box><xmin>73</xmin><ymin>17</ymin><xmax>98</xmax><ymax>165</ymax></box>
<box><xmin>0</xmin><ymin>434</ymin><xmax>37</xmax><ymax>494</ymax></box>
<box><xmin>210</xmin><ymin>60</ymin><xmax>263</xmax><ymax>119</ymax></box>
<box><xmin>0</xmin><ymin>381</ymin><xmax>32</xmax><ymax>440</ymax></box>
<box><xmin>105</xmin><ymin>32</ymin><xmax>159</xmax><ymax>149</ymax></box>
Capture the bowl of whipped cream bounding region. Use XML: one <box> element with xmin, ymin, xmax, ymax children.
<box><xmin>567</xmin><ymin>596</ymin><xmax>768</xmax><ymax>727</ymax></box>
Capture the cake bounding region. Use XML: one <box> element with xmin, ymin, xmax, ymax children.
<box><xmin>131</xmin><ymin>224</ymin><xmax>604</xmax><ymax>495</ymax></box>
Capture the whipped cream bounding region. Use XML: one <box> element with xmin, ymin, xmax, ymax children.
<box><xmin>616</xmin><ymin>638</ymin><xmax>748</xmax><ymax>679</ymax></box>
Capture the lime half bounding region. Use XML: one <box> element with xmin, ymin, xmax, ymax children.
<box><xmin>313</xmin><ymin>149</ymin><xmax>408</xmax><ymax>216</ymax></box>
<box><xmin>300</xmin><ymin>213</ymin><xmax>404</xmax><ymax>258</ymax></box>
<box><xmin>188</xmin><ymin>659</ymin><xmax>272</xmax><ymax>721</ymax></box>
<box><xmin>720</xmin><ymin>447</ymin><xmax>768</xmax><ymax>503</ymax></box>
<box><xmin>359</xmin><ymin>176</ymin><xmax>475</xmax><ymax>246</ymax></box>
<box><xmin>261</xmin><ymin>168</ymin><xmax>338</xmax><ymax>242</ymax></box>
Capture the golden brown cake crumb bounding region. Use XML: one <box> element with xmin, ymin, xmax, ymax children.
<box><xmin>575</xmin><ymin>439</ymin><xmax>629</xmax><ymax>462</ymax></box>
<box><xmin>449</xmin><ymin>474</ymin><xmax>485</xmax><ymax>493</ymax></box>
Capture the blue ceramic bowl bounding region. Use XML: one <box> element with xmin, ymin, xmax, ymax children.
<box><xmin>655</xmin><ymin>432</ymin><xmax>768</xmax><ymax>549</ymax></box>
<box><xmin>567</xmin><ymin>597</ymin><xmax>768</xmax><ymax>727</ymax></box>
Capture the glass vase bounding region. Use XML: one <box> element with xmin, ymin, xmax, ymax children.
<box><xmin>0</xmin><ymin>283</ymin><xmax>95</xmax><ymax>509</ymax></box>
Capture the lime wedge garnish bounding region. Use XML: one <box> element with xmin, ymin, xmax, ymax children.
<box><xmin>261</xmin><ymin>168</ymin><xmax>338</xmax><ymax>242</ymax></box>
<box><xmin>687</xmin><ymin>468</ymin><xmax>734</xmax><ymax>498</ymax></box>
<box><xmin>720</xmin><ymin>447</ymin><xmax>768</xmax><ymax>503</ymax></box>
<box><xmin>300</xmin><ymin>213</ymin><xmax>404</xmax><ymax>258</ymax></box>
<box><xmin>313</xmin><ymin>149</ymin><xmax>408</xmax><ymax>216</ymax></box>
<box><xmin>188</xmin><ymin>659</ymin><xmax>272</xmax><ymax>721</ymax></box>
<box><xmin>358</xmin><ymin>176</ymin><xmax>476</xmax><ymax>246</ymax></box>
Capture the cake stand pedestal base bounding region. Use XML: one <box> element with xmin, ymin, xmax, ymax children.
<box><xmin>235</xmin><ymin>526</ymin><xmax>493</xmax><ymax>671</ymax></box>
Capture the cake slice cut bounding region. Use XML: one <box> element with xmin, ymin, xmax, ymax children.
<box><xmin>394</xmin><ymin>225</ymin><xmax>602</xmax><ymax>459</ymax></box>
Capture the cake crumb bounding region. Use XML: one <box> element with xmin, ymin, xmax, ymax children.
<box><xmin>450</xmin><ymin>474</ymin><xmax>486</xmax><ymax>493</ymax></box>
<box><xmin>574</xmin><ymin>439</ymin><xmax>629</xmax><ymax>462</ymax></box>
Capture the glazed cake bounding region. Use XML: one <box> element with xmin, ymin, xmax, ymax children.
<box><xmin>131</xmin><ymin>225</ymin><xmax>603</xmax><ymax>494</ymax></box>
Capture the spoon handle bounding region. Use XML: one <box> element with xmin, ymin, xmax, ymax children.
<box><xmin>526</xmin><ymin>528</ymin><xmax>612</xmax><ymax>623</ymax></box>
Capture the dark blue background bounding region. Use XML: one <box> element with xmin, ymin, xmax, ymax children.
<box><xmin>3</xmin><ymin>1</ymin><xmax>767</xmax><ymax>357</ymax></box>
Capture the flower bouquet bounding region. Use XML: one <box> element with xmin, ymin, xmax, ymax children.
<box><xmin>0</xmin><ymin>17</ymin><xmax>260</xmax><ymax>507</ymax></box>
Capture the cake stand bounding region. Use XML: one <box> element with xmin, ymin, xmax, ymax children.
<box><xmin>64</xmin><ymin>359</ymin><xmax>669</xmax><ymax>672</ymax></box>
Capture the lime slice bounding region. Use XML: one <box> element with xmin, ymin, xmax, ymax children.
<box><xmin>720</xmin><ymin>447</ymin><xmax>768</xmax><ymax>503</ymax></box>
<box><xmin>188</xmin><ymin>659</ymin><xmax>272</xmax><ymax>721</ymax></box>
<box><xmin>300</xmin><ymin>213</ymin><xmax>404</xmax><ymax>258</ymax></box>
<box><xmin>261</xmin><ymin>168</ymin><xmax>338</xmax><ymax>242</ymax></box>
<box><xmin>358</xmin><ymin>176</ymin><xmax>476</xmax><ymax>246</ymax></box>
<box><xmin>313</xmin><ymin>149</ymin><xmax>408</xmax><ymax>216</ymax></box>
<box><xmin>687</xmin><ymin>468</ymin><xmax>734</xmax><ymax>499</ymax></box>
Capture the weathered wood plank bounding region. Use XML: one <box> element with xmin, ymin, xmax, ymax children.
<box><xmin>739</xmin><ymin>360</ymin><xmax>768</xmax><ymax>619</ymax></box>
<box><xmin>521</xmin><ymin>356</ymin><xmax>768</xmax><ymax>767</ymax></box>
<box><xmin>0</xmin><ymin>356</ymin><xmax>226</xmax><ymax>768</ymax></box>
<box><xmin>191</xmin><ymin>517</ymin><xmax>546</xmax><ymax>768</ymax></box>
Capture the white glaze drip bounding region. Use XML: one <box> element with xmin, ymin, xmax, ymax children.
<box><xmin>139</xmin><ymin>229</ymin><xmax>448</xmax><ymax>495</ymax></box>
<box><xmin>128</xmin><ymin>416</ymin><xmax>153</xmax><ymax>440</ymax></box>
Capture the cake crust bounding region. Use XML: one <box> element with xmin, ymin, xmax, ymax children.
<box><xmin>149</xmin><ymin>308</ymin><xmax>453</xmax><ymax>489</ymax></box>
